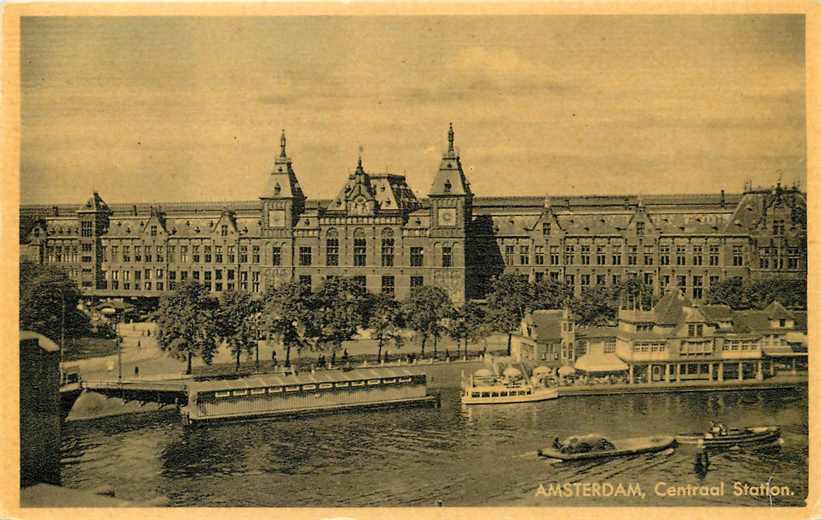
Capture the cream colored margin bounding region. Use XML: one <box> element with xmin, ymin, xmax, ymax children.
<box><xmin>1</xmin><ymin>2</ymin><xmax>818</xmax><ymax>519</ymax></box>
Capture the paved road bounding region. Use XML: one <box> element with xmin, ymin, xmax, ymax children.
<box><xmin>67</xmin><ymin>322</ymin><xmax>508</xmax><ymax>382</ymax></box>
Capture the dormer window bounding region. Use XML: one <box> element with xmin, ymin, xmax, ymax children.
<box><xmin>150</xmin><ymin>225</ymin><xmax>158</xmax><ymax>237</ymax></box>
<box><xmin>636</xmin><ymin>222</ymin><xmax>644</xmax><ymax>235</ymax></box>
<box><xmin>221</xmin><ymin>224</ymin><xmax>228</xmax><ymax>236</ymax></box>
<box><xmin>443</xmin><ymin>179</ymin><xmax>452</xmax><ymax>193</ymax></box>
<box><xmin>779</xmin><ymin>318</ymin><xmax>786</xmax><ymax>328</ymax></box>
<box><xmin>687</xmin><ymin>324</ymin><xmax>704</xmax><ymax>337</ymax></box>
<box><xmin>542</xmin><ymin>222</ymin><xmax>550</xmax><ymax>236</ymax></box>
<box><xmin>274</xmin><ymin>183</ymin><xmax>281</xmax><ymax>195</ymax></box>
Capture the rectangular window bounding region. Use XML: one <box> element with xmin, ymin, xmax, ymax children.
<box><xmin>81</xmin><ymin>222</ymin><xmax>93</xmax><ymax>237</ymax></box>
<box><xmin>150</xmin><ymin>225</ymin><xmax>157</xmax><ymax>237</ymax></box>
<box><xmin>156</xmin><ymin>246</ymin><xmax>164</xmax><ymax>262</ymax></box>
<box><xmin>167</xmin><ymin>246</ymin><xmax>175</xmax><ymax>263</ymax></box>
<box><xmin>611</xmin><ymin>246</ymin><xmax>621</xmax><ymax>265</ymax></box>
<box><xmin>381</xmin><ymin>275</ymin><xmax>395</xmax><ymax>297</ymax></box>
<box><xmin>759</xmin><ymin>247</ymin><xmax>770</xmax><ymax>269</ymax></box>
<box><xmin>535</xmin><ymin>271</ymin><xmax>545</xmax><ymax>283</ymax></box>
<box><xmin>156</xmin><ymin>269</ymin><xmax>163</xmax><ymax>280</ymax></box>
<box><xmin>520</xmin><ymin>245</ymin><xmax>530</xmax><ymax>266</ymax></box>
<box><xmin>542</xmin><ymin>222</ymin><xmax>550</xmax><ymax>236</ymax></box>
<box><xmin>643</xmin><ymin>272</ymin><xmax>653</xmax><ymax>286</ymax></box>
<box><xmin>773</xmin><ymin>220</ymin><xmax>785</xmax><ymax>235</ymax></box>
<box><xmin>550</xmin><ymin>246</ymin><xmax>560</xmax><ymax>265</ymax></box>
<box><xmin>659</xmin><ymin>245</ymin><xmax>670</xmax><ymax>265</ymax></box>
<box><xmin>549</xmin><ymin>271</ymin><xmax>560</xmax><ymax>282</ymax></box>
<box><xmin>692</xmin><ymin>245</ymin><xmax>703</xmax><ymax>265</ymax></box>
<box><xmin>677</xmin><ymin>275</ymin><xmax>687</xmax><ymax>293</ymax></box>
<box><xmin>596</xmin><ymin>274</ymin><xmax>606</xmax><ymax>286</ymax></box>
<box><xmin>193</xmin><ymin>271</ymin><xmax>200</xmax><ymax>281</ymax></box>
<box><xmin>787</xmin><ymin>247</ymin><xmax>800</xmax><ymax>270</ymax></box>
<box><xmin>612</xmin><ymin>274</ymin><xmax>621</xmax><ymax>286</ymax></box>
<box><xmin>732</xmin><ymin>245</ymin><xmax>744</xmax><ymax>266</ymax></box>
<box><xmin>326</xmin><ymin>238</ymin><xmax>339</xmax><ymax>266</ymax></box>
<box><xmin>636</xmin><ymin>222</ymin><xmax>645</xmax><ymax>236</ymax></box>
<box><xmin>354</xmin><ymin>239</ymin><xmax>366</xmax><ymax>266</ymax></box>
<box><xmin>676</xmin><ymin>246</ymin><xmax>686</xmax><ymax>265</ymax></box>
<box><xmin>240</xmin><ymin>271</ymin><xmax>248</xmax><ymax>291</ymax></box>
<box><xmin>180</xmin><ymin>271</ymin><xmax>188</xmax><ymax>281</ymax></box>
<box><xmin>112</xmin><ymin>246</ymin><xmax>120</xmax><ymax>262</ymax></box>
<box><xmin>382</xmin><ymin>239</ymin><xmax>395</xmax><ymax>267</ymax></box>
<box><xmin>693</xmin><ymin>275</ymin><xmax>703</xmax><ymax>299</ymax></box>
<box><xmin>410</xmin><ymin>247</ymin><xmax>424</xmax><ymax>267</ymax></box>
<box><xmin>578</xmin><ymin>245</ymin><xmax>588</xmax><ymax>265</ymax></box>
<box><xmin>221</xmin><ymin>224</ymin><xmax>228</xmax><ymax>237</ymax></box>
<box><xmin>123</xmin><ymin>245</ymin><xmax>131</xmax><ymax>263</ymax></box>
<box><xmin>709</xmin><ymin>245</ymin><xmax>720</xmax><ymax>266</ymax></box>
<box><xmin>272</xmin><ymin>246</ymin><xmax>282</xmax><ymax>266</ymax></box>
<box><xmin>504</xmin><ymin>245</ymin><xmax>515</xmax><ymax>266</ymax></box>
<box><xmin>709</xmin><ymin>275</ymin><xmax>720</xmax><ymax>288</ymax></box>
<box><xmin>564</xmin><ymin>245</ymin><xmax>575</xmax><ymax>265</ymax></box>
<box><xmin>565</xmin><ymin>274</ymin><xmax>575</xmax><ymax>287</ymax></box>
<box><xmin>535</xmin><ymin>245</ymin><xmax>545</xmax><ymax>265</ymax></box>
<box><xmin>205</xmin><ymin>245</ymin><xmax>212</xmax><ymax>263</ymax></box>
<box><xmin>644</xmin><ymin>246</ymin><xmax>654</xmax><ymax>265</ymax></box>
<box><xmin>215</xmin><ymin>246</ymin><xmax>223</xmax><ymax>264</ymax></box>
<box><xmin>178</xmin><ymin>246</ymin><xmax>186</xmax><ymax>263</ymax></box>
<box><xmin>581</xmin><ymin>274</ymin><xmax>590</xmax><ymax>286</ymax></box>
<box><xmin>215</xmin><ymin>269</ymin><xmax>222</xmax><ymax>281</ymax></box>
<box><xmin>442</xmin><ymin>246</ymin><xmax>453</xmax><ymax>267</ymax></box>
<box><xmin>300</xmin><ymin>247</ymin><xmax>312</xmax><ymax>266</ymax></box>
<box><xmin>252</xmin><ymin>272</ymin><xmax>260</xmax><ymax>293</ymax></box>
<box><xmin>101</xmin><ymin>246</ymin><xmax>108</xmax><ymax>262</ymax></box>
<box><xmin>596</xmin><ymin>246</ymin><xmax>606</xmax><ymax>265</ymax></box>
<box><xmin>628</xmin><ymin>246</ymin><xmax>637</xmax><ymax>265</ymax></box>
<box><xmin>239</xmin><ymin>246</ymin><xmax>248</xmax><ymax>264</ymax></box>
<box><xmin>228</xmin><ymin>246</ymin><xmax>236</xmax><ymax>264</ymax></box>
<box><xmin>192</xmin><ymin>245</ymin><xmax>200</xmax><ymax>263</ymax></box>
<box><xmin>410</xmin><ymin>275</ymin><xmax>424</xmax><ymax>289</ymax></box>
<box><xmin>227</xmin><ymin>269</ymin><xmax>235</xmax><ymax>281</ymax></box>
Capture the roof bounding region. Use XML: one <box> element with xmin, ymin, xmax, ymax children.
<box><xmin>653</xmin><ymin>290</ymin><xmax>692</xmax><ymax>325</ymax></box>
<box><xmin>700</xmin><ymin>305</ymin><xmax>734</xmax><ymax>322</ymax></box>
<box><xmin>20</xmin><ymin>331</ymin><xmax>60</xmax><ymax>352</ymax></box>
<box><xmin>187</xmin><ymin>366</ymin><xmax>426</xmax><ymax>392</ymax></box>
<box><xmin>764</xmin><ymin>301</ymin><xmax>794</xmax><ymax>321</ymax></box>
<box><xmin>732</xmin><ymin>311</ymin><xmax>772</xmax><ymax>334</ymax></box>
<box><xmin>574</xmin><ymin>352</ymin><xmax>628</xmax><ymax>373</ymax></box>
<box><xmin>529</xmin><ymin>310</ymin><xmax>564</xmax><ymax>342</ymax></box>
<box><xmin>577</xmin><ymin>326</ymin><xmax>617</xmax><ymax>339</ymax></box>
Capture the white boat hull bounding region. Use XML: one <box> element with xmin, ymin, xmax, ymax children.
<box><xmin>461</xmin><ymin>387</ymin><xmax>558</xmax><ymax>405</ymax></box>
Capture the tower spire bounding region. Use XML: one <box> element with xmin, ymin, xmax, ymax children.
<box><xmin>448</xmin><ymin>122</ymin><xmax>455</xmax><ymax>154</ymax></box>
<box><xmin>279</xmin><ymin>129</ymin><xmax>287</xmax><ymax>158</ymax></box>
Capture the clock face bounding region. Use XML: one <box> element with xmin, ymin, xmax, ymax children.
<box><xmin>438</xmin><ymin>208</ymin><xmax>457</xmax><ymax>227</ymax></box>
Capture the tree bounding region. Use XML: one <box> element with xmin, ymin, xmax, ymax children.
<box><xmin>486</xmin><ymin>274</ymin><xmax>532</xmax><ymax>355</ymax></box>
<box><xmin>532</xmin><ymin>278</ymin><xmax>572</xmax><ymax>310</ymax></box>
<box><xmin>747</xmin><ymin>278</ymin><xmax>806</xmax><ymax>310</ymax></box>
<box><xmin>156</xmin><ymin>281</ymin><xmax>219</xmax><ymax>374</ymax></box>
<box><xmin>261</xmin><ymin>282</ymin><xmax>311</xmax><ymax>368</ymax></box>
<box><xmin>571</xmin><ymin>286</ymin><xmax>617</xmax><ymax>326</ymax></box>
<box><xmin>446</xmin><ymin>305</ymin><xmax>471</xmax><ymax>359</ymax></box>
<box><xmin>403</xmin><ymin>286</ymin><xmax>452</xmax><ymax>358</ymax></box>
<box><xmin>367</xmin><ymin>293</ymin><xmax>405</xmax><ymax>362</ymax></box>
<box><xmin>707</xmin><ymin>277</ymin><xmax>751</xmax><ymax>309</ymax></box>
<box><xmin>309</xmin><ymin>277</ymin><xmax>371</xmax><ymax>363</ymax></box>
<box><xmin>463</xmin><ymin>301</ymin><xmax>490</xmax><ymax>356</ymax></box>
<box><xmin>215</xmin><ymin>290</ymin><xmax>260</xmax><ymax>372</ymax></box>
<box><xmin>20</xmin><ymin>261</ymin><xmax>88</xmax><ymax>341</ymax></box>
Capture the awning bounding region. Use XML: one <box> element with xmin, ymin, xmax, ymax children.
<box><xmin>574</xmin><ymin>353</ymin><xmax>628</xmax><ymax>373</ymax></box>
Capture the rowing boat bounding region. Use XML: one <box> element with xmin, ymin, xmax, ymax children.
<box><xmin>675</xmin><ymin>426</ymin><xmax>781</xmax><ymax>448</ymax></box>
<box><xmin>537</xmin><ymin>435</ymin><xmax>676</xmax><ymax>461</ymax></box>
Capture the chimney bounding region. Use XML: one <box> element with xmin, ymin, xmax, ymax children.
<box><xmin>720</xmin><ymin>190</ymin><xmax>725</xmax><ymax>209</ymax></box>
<box><xmin>52</xmin><ymin>205</ymin><xmax>59</xmax><ymax>216</ymax></box>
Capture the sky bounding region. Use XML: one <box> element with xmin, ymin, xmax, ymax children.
<box><xmin>20</xmin><ymin>15</ymin><xmax>806</xmax><ymax>205</ymax></box>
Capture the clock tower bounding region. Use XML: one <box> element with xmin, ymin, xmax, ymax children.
<box><xmin>428</xmin><ymin>123</ymin><xmax>473</xmax><ymax>303</ymax></box>
<box><xmin>260</xmin><ymin>130</ymin><xmax>306</xmax><ymax>236</ymax></box>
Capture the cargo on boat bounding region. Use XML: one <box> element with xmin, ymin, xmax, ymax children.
<box><xmin>537</xmin><ymin>435</ymin><xmax>675</xmax><ymax>461</ymax></box>
<box><xmin>180</xmin><ymin>367</ymin><xmax>437</xmax><ymax>425</ymax></box>
<box><xmin>675</xmin><ymin>425</ymin><xmax>781</xmax><ymax>448</ymax></box>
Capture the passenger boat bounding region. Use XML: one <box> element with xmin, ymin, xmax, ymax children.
<box><xmin>180</xmin><ymin>367</ymin><xmax>437</xmax><ymax>425</ymax></box>
<box><xmin>537</xmin><ymin>435</ymin><xmax>676</xmax><ymax>461</ymax></box>
<box><xmin>461</xmin><ymin>366</ymin><xmax>558</xmax><ymax>405</ymax></box>
<box><xmin>675</xmin><ymin>425</ymin><xmax>781</xmax><ymax>448</ymax></box>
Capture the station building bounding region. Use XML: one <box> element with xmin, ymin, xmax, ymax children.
<box><xmin>20</xmin><ymin>125</ymin><xmax>807</xmax><ymax>305</ymax></box>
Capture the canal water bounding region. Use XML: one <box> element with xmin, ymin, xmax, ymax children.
<box><xmin>60</xmin><ymin>386</ymin><xmax>807</xmax><ymax>507</ymax></box>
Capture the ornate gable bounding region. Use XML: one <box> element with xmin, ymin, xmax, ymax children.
<box><xmin>327</xmin><ymin>157</ymin><xmax>379</xmax><ymax>216</ymax></box>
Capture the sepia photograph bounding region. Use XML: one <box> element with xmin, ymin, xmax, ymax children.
<box><xmin>6</xmin><ymin>7</ymin><xmax>815</xmax><ymax>514</ymax></box>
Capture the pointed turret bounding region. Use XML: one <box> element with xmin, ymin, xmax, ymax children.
<box><xmin>260</xmin><ymin>129</ymin><xmax>306</xmax><ymax>231</ymax></box>
<box><xmin>262</xmin><ymin>129</ymin><xmax>306</xmax><ymax>200</ymax></box>
<box><xmin>429</xmin><ymin>123</ymin><xmax>472</xmax><ymax>197</ymax></box>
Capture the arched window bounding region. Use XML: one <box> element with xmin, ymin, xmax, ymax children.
<box><xmin>353</xmin><ymin>228</ymin><xmax>367</xmax><ymax>267</ymax></box>
<box><xmin>326</xmin><ymin>228</ymin><xmax>339</xmax><ymax>266</ymax></box>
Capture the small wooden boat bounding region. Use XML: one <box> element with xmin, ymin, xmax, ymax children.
<box><xmin>675</xmin><ymin>426</ymin><xmax>781</xmax><ymax>448</ymax></box>
<box><xmin>537</xmin><ymin>435</ymin><xmax>675</xmax><ymax>461</ymax></box>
